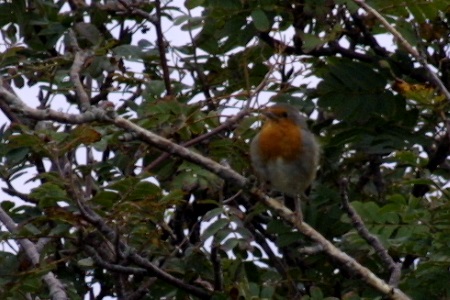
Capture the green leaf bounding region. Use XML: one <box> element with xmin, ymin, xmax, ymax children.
<box><xmin>310</xmin><ymin>286</ymin><xmax>324</xmax><ymax>299</ymax></box>
<box><xmin>159</xmin><ymin>189</ymin><xmax>184</xmax><ymax>204</ymax></box>
<box><xmin>203</xmin><ymin>207</ymin><xmax>224</xmax><ymax>221</ymax></box>
<box><xmin>220</xmin><ymin>237</ymin><xmax>240</xmax><ymax>251</ymax></box>
<box><xmin>127</xmin><ymin>181</ymin><xmax>161</xmax><ymax>201</ymax></box>
<box><xmin>74</xmin><ymin>22</ymin><xmax>102</xmax><ymax>45</ymax></box>
<box><xmin>277</xmin><ymin>231</ymin><xmax>303</xmax><ymax>247</ymax></box>
<box><xmin>78</xmin><ymin>257</ymin><xmax>95</xmax><ymax>267</ymax></box>
<box><xmin>112</xmin><ymin>45</ymin><xmax>144</xmax><ymax>60</ymax></box>
<box><xmin>144</xmin><ymin>80</ymin><xmax>166</xmax><ymax>96</ymax></box>
<box><xmin>317</xmin><ymin>59</ymin><xmax>398</xmax><ymax>122</ymax></box>
<box><xmin>92</xmin><ymin>191</ymin><xmax>120</xmax><ymax>208</ymax></box>
<box><xmin>351</xmin><ymin>201</ymin><xmax>381</xmax><ymax>223</ymax></box>
<box><xmin>201</xmin><ymin>218</ymin><xmax>229</xmax><ymax>241</ymax></box>
<box><xmin>6</xmin><ymin>147</ymin><xmax>30</xmax><ymax>165</ymax></box>
<box><xmin>185</xmin><ymin>0</ymin><xmax>205</xmax><ymax>9</ymax></box>
<box><xmin>30</xmin><ymin>182</ymin><xmax>68</xmax><ymax>208</ymax></box>
<box><xmin>251</xmin><ymin>9</ymin><xmax>270</xmax><ymax>32</ymax></box>
<box><xmin>298</xmin><ymin>32</ymin><xmax>324</xmax><ymax>53</ymax></box>
<box><xmin>267</xmin><ymin>219</ymin><xmax>290</xmax><ymax>234</ymax></box>
<box><xmin>0</xmin><ymin>201</ymin><xmax>15</xmax><ymax>211</ymax></box>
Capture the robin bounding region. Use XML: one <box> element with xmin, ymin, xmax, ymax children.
<box><xmin>250</xmin><ymin>103</ymin><xmax>320</xmax><ymax>220</ymax></box>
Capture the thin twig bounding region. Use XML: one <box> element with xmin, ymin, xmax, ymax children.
<box><xmin>247</xmin><ymin>222</ymin><xmax>296</xmax><ymax>290</ymax></box>
<box><xmin>340</xmin><ymin>179</ymin><xmax>402</xmax><ymax>287</ymax></box>
<box><xmin>118</xmin><ymin>0</ymin><xmax>172</xmax><ymax>95</ymax></box>
<box><xmin>297</xmin><ymin>244</ymin><xmax>324</xmax><ymax>255</ymax></box>
<box><xmin>145</xmin><ymin>66</ymin><xmax>272</xmax><ymax>171</ymax></box>
<box><xmin>124</xmin><ymin>278</ymin><xmax>157</xmax><ymax>300</ymax></box>
<box><xmin>144</xmin><ymin>108</ymin><xmax>250</xmax><ymax>171</ymax></box>
<box><xmin>154</xmin><ymin>0</ymin><xmax>172</xmax><ymax>95</ymax></box>
<box><xmin>210</xmin><ymin>243</ymin><xmax>223</xmax><ymax>291</ymax></box>
<box><xmin>353</xmin><ymin>0</ymin><xmax>450</xmax><ymax>102</ymax></box>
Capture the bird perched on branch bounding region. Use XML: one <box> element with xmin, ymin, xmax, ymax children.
<box><xmin>250</xmin><ymin>103</ymin><xmax>320</xmax><ymax>221</ymax></box>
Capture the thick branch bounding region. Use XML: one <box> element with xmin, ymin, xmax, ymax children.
<box><xmin>0</xmin><ymin>207</ymin><xmax>67</xmax><ymax>300</ymax></box>
<box><xmin>0</xmin><ymin>82</ymin><xmax>108</xmax><ymax>123</ymax></box>
<box><xmin>112</xmin><ymin>116</ymin><xmax>247</xmax><ymax>188</ymax></box>
<box><xmin>252</xmin><ymin>189</ymin><xmax>410</xmax><ymax>300</ymax></box>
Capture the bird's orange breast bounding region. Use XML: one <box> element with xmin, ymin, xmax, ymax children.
<box><xmin>258</xmin><ymin>119</ymin><xmax>303</xmax><ymax>162</ymax></box>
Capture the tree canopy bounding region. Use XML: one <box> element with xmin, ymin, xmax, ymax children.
<box><xmin>0</xmin><ymin>0</ymin><xmax>449</xmax><ymax>299</ymax></box>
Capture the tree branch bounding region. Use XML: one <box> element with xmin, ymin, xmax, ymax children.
<box><xmin>144</xmin><ymin>107</ymin><xmax>250</xmax><ymax>171</ymax></box>
<box><xmin>340</xmin><ymin>179</ymin><xmax>402</xmax><ymax>287</ymax></box>
<box><xmin>83</xmin><ymin>245</ymin><xmax>148</xmax><ymax>275</ymax></box>
<box><xmin>67</xmin><ymin>29</ymin><xmax>92</xmax><ymax>112</ymax></box>
<box><xmin>251</xmin><ymin>189</ymin><xmax>410</xmax><ymax>300</ymax></box>
<box><xmin>0</xmin><ymin>207</ymin><xmax>67</xmax><ymax>300</ymax></box>
<box><xmin>257</xmin><ymin>32</ymin><xmax>375</xmax><ymax>62</ymax></box>
<box><xmin>63</xmin><ymin>175</ymin><xmax>212</xmax><ymax>299</ymax></box>
<box><xmin>210</xmin><ymin>243</ymin><xmax>223</xmax><ymax>291</ymax></box>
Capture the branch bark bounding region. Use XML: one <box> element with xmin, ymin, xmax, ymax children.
<box><xmin>340</xmin><ymin>179</ymin><xmax>402</xmax><ymax>286</ymax></box>
<box><xmin>0</xmin><ymin>207</ymin><xmax>68</xmax><ymax>300</ymax></box>
<box><xmin>63</xmin><ymin>176</ymin><xmax>212</xmax><ymax>299</ymax></box>
<box><xmin>67</xmin><ymin>29</ymin><xmax>92</xmax><ymax>112</ymax></box>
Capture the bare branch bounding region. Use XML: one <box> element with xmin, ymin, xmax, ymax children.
<box><xmin>251</xmin><ymin>188</ymin><xmax>411</xmax><ymax>300</ymax></box>
<box><xmin>340</xmin><ymin>179</ymin><xmax>402</xmax><ymax>287</ymax></box>
<box><xmin>67</xmin><ymin>29</ymin><xmax>92</xmax><ymax>112</ymax></box>
<box><xmin>0</xmin><ymin>81</ymin><xmax>109</xmax><ymax>123</ymax></box>
<box><xmin>0</xmin><ymin>207</ymin><xmax>67</xmax><ymax>300</ymax></box>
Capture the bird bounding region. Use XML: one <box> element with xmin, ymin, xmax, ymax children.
<box><xmin>250</xmin><ymin>103</ymin><xmax>320</xmax><ymax>221</ymax></box>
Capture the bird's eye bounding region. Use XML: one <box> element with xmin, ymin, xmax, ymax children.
<box><xmin>280</xmin><ymin>111</ymin><xmax>288</xmax><ymax>118</ymax></box>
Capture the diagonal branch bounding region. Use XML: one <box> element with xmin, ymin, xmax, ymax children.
<box><xmin>63</xmin><ymin>175</ymin><xmax>212</xmax><ymax>299</ymax></box>
<box><xmin>340</xmin><ymin>179</ymin><xmax>402</xmax><ymax>287</ymax></box>
<box><xmin>251</xmin><ymin>189</ymin><xmax>410</xmax><ymax>300</ymax></box>
<box><xmin>0</xmin><ymin>207</ymin><xmax>67</xmax><ymax>300</ymax></box>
